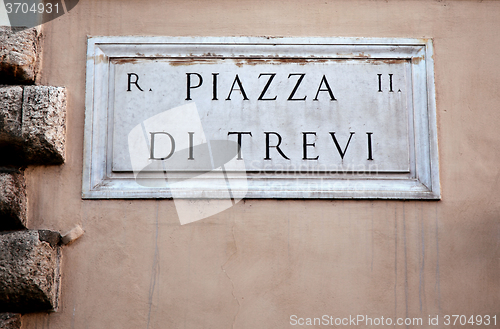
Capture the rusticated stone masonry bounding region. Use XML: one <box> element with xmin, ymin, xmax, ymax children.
<box><xmin>0</xmin><ymin>85</ymin><xmax>66</xmax><ymax>166</ymax></box>
<box><xmin>0</xmin><ymin>26</ymin><xmax>41</xmax><ymax>85</ymax></box>
<box><xmin>0</xmin><ymin>230</ymin><xmax>62</xmax><ymax>313</ymax></box>
<box><xmin>0</xmin><ymin>170</ymin><xmax>27</xmax><ymax>231</ymax></box>
<box><xmin>0</xmin><ymin>25</ymin><xmax>68</xmax><ymax>328</ymax></box>
<box><xmin>0</xmin><ymin>313</ymin><xmax>21</xmax><ymax>329</ymax></box>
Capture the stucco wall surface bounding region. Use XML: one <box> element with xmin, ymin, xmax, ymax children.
<box><xmin>22</xmin><ymin>0</ymin><xmax>500</xmax><ymax>328</ymax></box>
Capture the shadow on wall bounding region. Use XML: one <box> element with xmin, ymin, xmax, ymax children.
<box><xmin>0</xmin><ymin>0</ymin><xmax>80</xmax><ymax>30</ymax></box>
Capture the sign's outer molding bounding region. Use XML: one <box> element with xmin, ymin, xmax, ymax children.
<box><xmin>83</xmin><ymin>37</ymin><xmax>439</xmax><ymax>199</ymax></box>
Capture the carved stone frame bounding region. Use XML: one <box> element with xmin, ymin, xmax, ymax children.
<box><xmin>83</xmin><ymin>37</ymin><xmax>439</xmax><ymax>199</ymax></box>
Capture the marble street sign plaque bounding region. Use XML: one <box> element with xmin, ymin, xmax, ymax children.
<box><xmin>83</xmin><ymin>37</ymin><xmax>439</xmax><ymax>199</ymax></box>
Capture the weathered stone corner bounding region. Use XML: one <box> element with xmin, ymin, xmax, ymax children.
<box><xmin>0</xmin><ymin>170</ymin><xmax>27</xmax><ymax>231</ymax></box>
<box><xmin>0</xmin><ymin>85</ymin><xmax>66</xmax><ymax>165</ymax></box>
<box><xmin>0</xmin><ymin>230</ymin><xmax>61</xmax><ymax>313</ymax></box>
<box><xmin>0</xmin><ymin>312</ymin><xmax>21</xmax><ymax>329</ymax></box>
<box><xmin>0</xmin><ymin>86</ymin><xmax>23</xmax><ymax>145</ymax></box>
<box><xmin>22</xmin><ymin>86</ymin><xmax>67</xmax><ymax>164</ymax></box>
<box><xmin>0</xmin><ymin>26</ymin><xmax>42</xmax><ymax>85</ymax></box>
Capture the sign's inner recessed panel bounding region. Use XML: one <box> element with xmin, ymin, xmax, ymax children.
<box><xmin>111</xmin><ymin>58</ymin><xmax>411</xmax><ymax>174</ymax></box>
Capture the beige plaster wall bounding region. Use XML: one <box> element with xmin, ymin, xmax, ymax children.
<box><xmin>22</xmin><ymin>0</ymin><xmax>500</xmax><ymax>328</ymax></box>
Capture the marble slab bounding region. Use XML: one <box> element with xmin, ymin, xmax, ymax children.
<box><xmin>83</xmin><ymin>37</ymin><xmax>439</xmax><ymax>199</ymax></box>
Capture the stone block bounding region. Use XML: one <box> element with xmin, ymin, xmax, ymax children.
<box><xmin>22</xmin><ymin>86</ymin><xmax>66</xmax><ymax>164</ymax></box>
<box><xmin>0</xmin><ymin>313</ymin><xmax>21</xmax><ymax>329</ymax></box>
<box><xmin>0</xmin><ymin>86</ymin><xmax>23</xmax><ymax>143</ymax></box>
<box><xmin>0</xmin><ymin>230</ymin><xmax>61</xmax><ymax>313</ymax></box>
<box><xmin>0</xmin><ymin>85</ymin><xmax>66</xmax><ymax>165</ymax></box>
<box><xmin>0</xmin><ymin>27</ymin><xmax>41</xmax><ymax>85</ymax></box>
<box><xmin>0</xmin><ymin>170</ymin><xmax>27</xmax><ymax>231</ymax></box>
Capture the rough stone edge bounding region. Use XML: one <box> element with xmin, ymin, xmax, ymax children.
<box><xmin>22</xmin><ymin>85</ymin><xmax>67</xmax><ymax>165</ymax></box>
<box><xmin>0</xmin><ymin>230</ymin><xmax>61</xmax><ymax>313</ymax></box>
<box><xmin>0</xmin><ymin>26</ymin><xmax>42</xmax><ymax>85</ymax></box>
<box><xmin>0</xmin><ymin>85</ymin><xmax>67</xmax><ymax>165</ymax></box>
<box><xmin>0</xmin><ymin>85</ymin><xmax>23</xmax><ymax>143</ymax></box>
<box><xmin>0</xmin><ymin>169</ymin><xmax>27</xmax><ymax>231</ymax></box>
<box><xmin>0</xmin><ymin>312</ymin><xmax>21</xmax><ymax>329</ymax></box>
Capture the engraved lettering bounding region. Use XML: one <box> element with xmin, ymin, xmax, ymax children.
<box><xmin>258</xmin><ymin>73</ymin><xmax>277</xmax><ymax>101</ymax></box>
<box><xmin>302</xmin><ymin>132</ymin><xmax>319</xmax><ymax>160</ymax></box>
<box><xmin>226</xmin><ymin>74</ymin><xmax>249</xmax><ymax>100</ymax></box>
<box><xmin>264</xmin><ymin>132</ymin><xmax>289</xmax><ymax>160</ymax></box>
<box><xmin>287</xmin><ymin>73</ymin><xmax>307</xmax><ymax>101</ymax></box>
<box><xmin>186</xmin><ymin>73</ymin><xmax>203</xmax><ymax>100</ymax></box>
<box><xmin>314</xmin><ymin>75</ymin><xmax>336</xmax><ymax>101</ymax></box>
<box><xmin>329</xmin><ymin>132</ymin><xmax>354</xmax><ymax>159</ymax></box>
<box><xmin>127</xmin><ymin>73</ymin><xmax>144</xmax><ymax>92</ymax></box>
<box><xmin>227</xmin><ymin>132</ymin><xmax>253</xmax><ymax>160</ymax></box>
<box><xmin>149</xmin><ymin>132</ymin><xmax>175</xmax><ymax>160</ymax></box>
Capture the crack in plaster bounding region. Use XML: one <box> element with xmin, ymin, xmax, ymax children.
<box><xmin>221</xmin><ymin>222</ymin><xmax>241</xmax><ymax>329</ymax></box>
<box><xmin>147</xmin><ymin>202</ymin><xmax>160</xmax><ymax>329</ymax></box>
